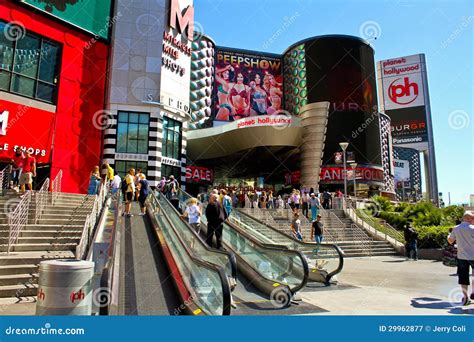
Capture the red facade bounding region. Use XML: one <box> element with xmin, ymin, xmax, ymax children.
<box><xmin>0</xmin><ymin>0</ymin><xmax>109</xmax><ymax>193</ymax></box>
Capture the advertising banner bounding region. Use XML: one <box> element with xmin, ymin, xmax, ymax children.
<box><xmin>185</xmin><ymin>166</ymin><xmax>213</xmax><ymax>184</ymax></box>
<box><xmin>213</xmin><ymin>47</ymin><xmax>283</xmax><ymax>125</ymax></box>
<box><xmin>394</xmin><ymin>159</ymin><xmax>410</xmax><ymax>186</ymax></box>
<box><xmin>319</xmin><ymin>166</ymin><xmax>384</xmax><ymax>184</ymax></box>
<box><xmin>377</xmin><ymin>54</ymin><xmax>430</xmax><ymax>149</ymax></box>
<box><xmin>19</xmin><ymin>0</ymin><xmax>113</xmax><ymax>39</ymax></box>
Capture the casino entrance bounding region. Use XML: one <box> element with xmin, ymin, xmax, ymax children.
<box><xmin>186</xmin><ymin>146</ymin><xmax>300</xmax><ymax>197</ymax></box>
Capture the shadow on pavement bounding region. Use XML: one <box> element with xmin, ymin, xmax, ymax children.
<box><xmin>411</xmin><ymin>297</ymin><xmax>473</xmax><ymax>314</ymax></box>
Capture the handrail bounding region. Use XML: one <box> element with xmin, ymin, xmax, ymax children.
<box><xmin>149</xmin><ymin>192</ymin><xmax>232</xmax><ymax>315</ymax></box>
<box><xmin>51</xmin><ymin>170</ymin><xmax>62</xmax><ymax>205</ymax></box>
<box><xmin>235</xmin><ymin>208</ymin><xmax>344</xmax><ymax>283</ymax></box>
<box><xmin>0</xmin><ymin>165</ymin><xmax>11</xmax><ymax>196</ymax></box>
<box><xmin>7</xmin><ymin>191</ymin><xmax>31</xmax><ymax>254</ymax></box>
<box><xmin>178</xmin><ymin>189</ymin><xmax>309</xmax><ymax>296</ymax></box>
<box><xmin>76</xmin><ymin>183</ymin><xmax>107</xmax><ymax>260</ymax></box>
<box><xmin>158</xmin><ymin>193</ymin><xmax>237</xmax><ymax>280</ymax></box>
<box><xmin>34</xmin><ymin>178</ymin><xmax>50</xmax><ymax>224</ymax></box>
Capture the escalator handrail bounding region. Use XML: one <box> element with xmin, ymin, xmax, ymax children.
<box><xmin>148</xmin><ymin>192</ymin><xmax>232</xmax><ymax>315</ymax></box>
<box><xmin>156</xmin><ymin>190</ymin><xmax>237</xmax><ymax>279</ymax></box>
<box><xmin>236</xmin><ymin>208</ymin><xmax>345</xmax><ymax>281</ymax></box>
<box><xmin>178</xmin><ymin>189</ymin><xmax>310</xmax><ymax>295</ymax></box>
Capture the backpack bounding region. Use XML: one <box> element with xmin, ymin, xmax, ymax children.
<box><xmin>121</xmin><ymin>179</ymin><xmax>128</xmax><ymax>193</ymax></box>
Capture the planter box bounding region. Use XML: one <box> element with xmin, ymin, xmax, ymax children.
<box><xmin>418</xmin><ymin>248</ymin><xmax>443</xmax><ymax>261</ymax></box>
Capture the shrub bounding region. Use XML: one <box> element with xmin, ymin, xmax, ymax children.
<box><xmin>415</xmin><ymin>226</ymin><xmax>452</xmax><ymax>249</ymax></box>
<box><xmin>441</xmin><ymin>205</ymin><xmax>465</xmax><ymax>225</ymax></box>
<box><xmin>370</xmin><ymin>195</ymin><xmax>394</xmax><ymax>212</ymax></box>
<box><xmin>379</xmin><ymin>211</ymin><xmax>407</xmax><ymax>229</ymax></box>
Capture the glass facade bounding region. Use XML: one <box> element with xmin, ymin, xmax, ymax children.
<box><xmin>116</xmin><ymin>111</ymin><xmax>150</xmax><ymax>154</ymax></box>
<box><xmin>162</xmin><ymin>116</ymin><xmax>182</xmax><ymax>160</ymax></box>
<box><xmin>114</xmin><ymin>161</ymin><xmax>148</xmax><ymax>178</ymax></box>
<box><xmin>0</xmin><ymin>21</ymin><xmax>61</xmax><ymax>103</ymax></box>
<box><xmin>161</xmin><ymin>164</ymin><xmax>181</xmax><ymax>180</ymax></box>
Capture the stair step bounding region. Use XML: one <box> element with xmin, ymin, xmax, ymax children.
<box><xmin>0</xmin><ymin>243</ymin><xmax>78</xmax><ymax>252</ymax></box>
<box><xmin>0</xmin><ymin>264</ymin><xmax>38</xmax><ymax>275</ymax></box>
<box><xmin>0</xmin><ymin>237</ymin><xmax>80</xmax><ymax>244</ymax></box>
<box><xmin>0</xmin><ymin>251</ymin><xmax>75</xmax><ymax>265</ymax></box>
<box><xmin>0</xmin><ymin>283</ymin><xmax>38</xmax><ymax>298</ymax></box>
<box><xmin>0</xmin><ymin>273</ymin><xmax>38</xmax><ymax>286</ymax></box>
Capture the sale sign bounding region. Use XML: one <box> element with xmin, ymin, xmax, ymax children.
<box><xmin>185</xmin><ymin>166</ymin><xmax>213</xmax><ymax>184</ymax></box>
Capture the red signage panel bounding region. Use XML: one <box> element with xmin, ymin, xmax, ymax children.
<box><xmin>185</xmin><ymin>166</ymin><xmax>213</xmax><ymax>184</ymax></box>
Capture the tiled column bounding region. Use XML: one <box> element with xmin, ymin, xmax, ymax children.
<box><xmin>299</xmin><ymin>102</ymin><xmax>330</xmax><ymax>190</ymax></box>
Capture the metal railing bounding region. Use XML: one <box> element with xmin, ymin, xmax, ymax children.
<box><xmin>0</xmin><ymin>165</ymin><xmax>11</xmax><ymax>196</ymax></box>
<box><xmin>51</xmin><ymin>170</ymin><xmax>62</xmax><ymax>205</ymax></box>
<box><xmin>7</xmin><ymin>191</ymin><xmax>31</xmax><ymax>254</ymax></box>
<box><xmin>76</xmin><ymin>183</ymin><xmax>107</xmax><ymax>260</ymax></box>
<box><xmin>34</xmin><ymin>178</ymin><xmax>50</xmax><ymax>224</ymax></box>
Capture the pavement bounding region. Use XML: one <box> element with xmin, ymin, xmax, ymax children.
<box><xmin>301</xmin><ymin>256</ymin><xmax>473</xmax><ymax>315</ymax></box>
<box><xmin>0</xmin><ymin>255</ymin><xmax>471</xmax><ymax>316</ymax></box>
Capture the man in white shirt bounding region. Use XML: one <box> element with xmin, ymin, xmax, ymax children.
<box><xmin>448</xmin><ymin>211</ymin><xmax>474</xmax><ymax>305</ymax></box>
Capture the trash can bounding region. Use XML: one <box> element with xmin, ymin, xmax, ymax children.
<box><xmin>36</xmin><ymin>260</ymin><xmax>94</xmax><ymax>315</ymax></box>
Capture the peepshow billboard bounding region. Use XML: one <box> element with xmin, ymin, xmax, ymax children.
<box><xmin>213</xmin><ymin>47</ymin><xmax>283</xmax><ymax>125</ymax></box>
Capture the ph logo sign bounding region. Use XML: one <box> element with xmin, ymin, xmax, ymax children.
<box><xmin>388</xmin><ymin>77</ymin><xmax>419</xmax><ymax>105</ymax></box>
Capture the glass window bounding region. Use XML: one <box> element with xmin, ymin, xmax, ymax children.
<box><xmin>38</xmin><ymin>41</ymin><xmax>60</xmax><ymax>84</ymax></box>
<box><xmin>0</xmin><ymin>20</ymin><xmax>60</xmax><ymax>104</ymax></box>
<box><xmin>11</xmin><ymin>74</ymin><xmax>35</xmax><ymax>97</ymax></box>
<box><xmin>116</xmin><ymin>111</ymin><xmax>149</xmax><ymax>154</ymax></box>
<box><xmin>0</xmin><ymin>70</ymin><xmax>10</xmax><ymax>91</ymax></box>
<box><xmin>162</xmin><ymin>164</ymin><xmax>181</xmax><ymax>180</ymax></box>
<box><xmin>115</xmin><ymin>161</ymin><xmax>148</xmax><ymax>178</ymax></box>
<box><xmin>162</xmin><ymin>116</ymin><xmax>182</xmax><ymax>160</ymax></box>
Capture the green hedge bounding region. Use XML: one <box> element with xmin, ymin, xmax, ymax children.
<box><xmin>415</xmin><ymin>226</ymin><xmax>452</xmax><ymax>249</ymax></box>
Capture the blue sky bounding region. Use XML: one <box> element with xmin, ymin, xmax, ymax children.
<box><xmin>195</xmin><ymin>0</ymin><xmax>473</xmax><ymax>205</ymax></box>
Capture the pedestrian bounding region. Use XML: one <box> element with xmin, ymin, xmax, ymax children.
<box><xmin>322</xmin><ymin>190</ymin><xmax>331</xmax><ymax>209</ymax></box>
<box><xmin>259</xmin><ymin>191</ymin><xmax>267</xmax><ymax>209</ymax></box>
<box><xmin>301</xmin><ymin>191</ymin><xmax>310</xmax><ymax>218</ymax></box>
<box><xmin>158</xmin><ymin>177</ymin><xmax>166</xmax><ymax>192</ymax></box>
<box><xmin>19</xmin><ymin>151</ymin><xmax>36</xmax><ymax>193</ymax></box>
<box><xmin>267</xmin><ymin>190</ymin><xmax>274</xmax><ymax>209</ymax></box>
<box><xmin>123</xmin><ymin>168</ymin><xmax>135</xmax><ymax>217</ymax></box>
<box><xmin>311</xmin><ymin>214</ymin><xmax>324</xmax><ymax>244</ymax></box>
<box><xmin>448</xmin><ymin>211</ymin><xmax>474</xmax><ymax>305</ymax></box>
<box><xmin>277</xmin><ymin>195</ymin><xmax>284</xmax><ymax>209</ymax></box>
<box><xmin>87</xmin><ymin>165</ymin><xmax>101</xmax><ymax>195</ymax></box>
<box><xmin>404</xmin><ymin>223</ymin><xmax>419</xmax><ymax>261</ymax></box>
<box><xmin>222</xmin><ymin>189</ymin><xmax>232</xmax><ymax>216</ymax></box>
<box><xmin>182</xmin><ymin>197</ymin><xmax>202</xmax><ymax>234</ymax></box>
<box><xmin>309</xmin><ymin>193</ymin><xmax>320</xmax><ymax>221</ymax></box>
<box><xmin>205</xmin><ymin>193</ymin><xmax>228</xmax><ymax>249</ymax></box>
<box><xmin>134</xmin><ymin>168</ymin><xmax>143</xmax><ymax>200</ymax></box>
<box><xmin>167</xmin><ymin>175</ymin><xmax>180</xmax><ymax>211</ymax></box>
<box><xmin>137</xmin><ymin>174</ymin><xmax>149</xmax><ymax>216</ymax></box>
<box><xmin>251</xmin><ymin>192</ymin><xmax>258</xmax><ymax>209</ymax></box>
<box><xmin>11</xmin><ymin>147</ymin><xmax>24</xmax><ymax>188</ymax></box>
<box><xmin>291</xmin><ymin>212</ymin><xmax>303</xmax><ymax>241</ymax></box>
<box><xmin>111</xmin><ymin>173</ymin><xmax>121</xmax><ymax>194</ymax></box>
<box><xmin>335</xmin><ymin>189</ymin><xmax>344</xmax><ymax>209</ymax></box>
<box><xmin>292</xmin><ymin>190</ymin><xmax>301</xmax><ymax>211</ymax></box>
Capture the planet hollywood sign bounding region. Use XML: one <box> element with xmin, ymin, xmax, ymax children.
<box><xmin>319</xmin><ymin>166</ymin><xmax>384</xmax><ymax>183</ymax></box>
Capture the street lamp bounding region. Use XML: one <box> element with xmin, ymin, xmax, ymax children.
<box><xmin>351</xmin><ymin>163</ymin><xmax>357</xmax><ymax>198</ymax></box>
<box><xmin>339</xmin><ymin>142</ymin><xmax>349</xmax><ymax>199</ymax></box>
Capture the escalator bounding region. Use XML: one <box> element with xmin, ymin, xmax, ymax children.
<box><xmin>112</xmin><ymin>197</ymin><xmax>233</xmax><ymax>315</ymax></box>
<box><xmin>230</xmin><ymin>209</ymin><xmax>344</xmax><ymax>284</ymax></box>
<box><xmin>172</xmin><ymin>189</ymin><xmax>310</xmax><ymax>309</ymax></box>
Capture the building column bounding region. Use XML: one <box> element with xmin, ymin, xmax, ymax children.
<box><xmin>299</xmin><ymin>102</ymin><xmax>330</xmax><ymax>190</ymax></box>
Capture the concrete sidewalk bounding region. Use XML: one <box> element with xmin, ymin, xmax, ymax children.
<box><xmin>302</xmin><ymin>256</ymin><xmax>473</xmax><ymax>315</ymax></box>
